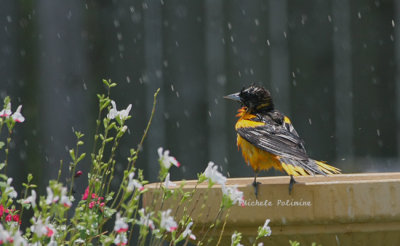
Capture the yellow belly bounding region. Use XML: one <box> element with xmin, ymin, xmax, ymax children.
<box><xmin>237</xmin><ymin>134</ymin><xmax>282</xmax><ymax>172</ymax></box>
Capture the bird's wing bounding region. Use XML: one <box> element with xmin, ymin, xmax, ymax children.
<box><xmin>236</xmin><ymin>119</ymin><xmax>308</xmax><ymax>160</ymax></box>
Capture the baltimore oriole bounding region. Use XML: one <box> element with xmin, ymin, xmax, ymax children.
<box><xmin>224</xmin><ymin>85</ymin><xmax>340</xmax><ymax>197</ymax></box>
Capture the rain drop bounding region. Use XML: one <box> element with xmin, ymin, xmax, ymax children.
<box><xmin>126</xmin><ymin>76</ymin><xmax>131</xmax><ymax>83</ymax></box>
<box><xmin>308</xmin><ymin>118</ymin><xmax>312</xmax><ymax>125</ymax></box>
<box><xmin>176</xmin><ymin>121</ymin><xmax>180</xmax><ymax>128</ymax></box>
<box><xmin>83</xmin><ymin>83</ymin><xmax>87</xmax><ymax>90</ymax></box>
<box><xmin>266</xmin><ymin>40</ymin><xmax>270</xmax><ymax>46</ymax></box>
<box><xmin>163</xmin><ymin>60</ymin><xmax>169</xmax><ymax>67</ymax></box>
<box><xmin>376</xmin><ymin>129</ymin><xmax>380</xmax><ymax>136</ymax></box>
<box><xmin>357</xmin><ymin>12</ymin><xmax>362</xmax><ymax>19</ymax></box>
<box><xmin>208</xmin><ymin>111</ymin><xmax>212</xmax><ymax>117</ymax></box>
<box><xmin>392</xmin><ymin>20</ymin><xmax>395</xmax><ymax>27</ymax></box>
<box><xmin>254</xmin><ymin>19</ymin><xmax>259</xmax><ymax>26</ymax></box>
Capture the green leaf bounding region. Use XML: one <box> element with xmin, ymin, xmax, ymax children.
<box><xmin>77</xmin><ymin>153</ymin><xmax>86</xmax><ymax>163</ymax></box>
<box><xmin>102</xmin><ymin>79</ymin><xmax>110</xmax><ymax>87</ymax></box>
<box><xmin>0</xmin><ymin>141</ymin><xmax>4</xmax><ymax>150</ymax></box>
<box><xmin>69</xmin><ymin>149</ymin><xmax>75</xmax><ymax>161</ymax></box>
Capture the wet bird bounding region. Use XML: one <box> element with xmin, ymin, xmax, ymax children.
<box><xmin>224</xmin><ymin>85</ymin><xmax>340</xmax><ymax>197</ymax></box>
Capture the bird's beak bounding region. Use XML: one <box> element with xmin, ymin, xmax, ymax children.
<box><xmin>223</xmin><ymin>92</ymin><xmax>241</xmax><ymax>102</ymax></box>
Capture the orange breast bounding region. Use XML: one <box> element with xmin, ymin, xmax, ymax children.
<box><xmin>237</xmin><ymin>134</ymin><xmax>282</xmax><ymax>172</ymax></box>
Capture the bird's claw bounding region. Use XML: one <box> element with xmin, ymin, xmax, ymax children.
<box><xmin>252</xmin><ymin>181</ymin><xmax>261</xmax><ymax>199</ymax></box>
<box><xmin>288</xmin><ymin>175</ymin><xmax>297</xmax><ymax>195</ymax></box>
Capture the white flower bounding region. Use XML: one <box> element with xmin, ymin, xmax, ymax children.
<box><xmin>158</xmin><ymin>147</ymin><xmax>180</xmax><ymax>169</ymax></box>
<box><xmin>107</xmin><ymin>100</ymin><xmax>132</xmax><ymax>121</ymax></box>
<box><xmin>182</xmin><ymin>222</ymin><xmax>196</xmax><ymax>240</ymax></box>
<box><xmin>258</xmin><ymin>219</ymin><xmax>272</xmax><ymax>237</ymax></box>
<box><xmin>138</xmin><ymin>208</ymin><xmax>155</xmax><ymax>229</ymax></box>
<box><xmin>114</xmin><ymin>213</ymin><xmax>129</xmax><ymax>233</ymax></box>
<box><xmin>119</xmin><ymin>104</ymin><xmax>132</xmax><ymax>120</ymax></box>
<box><xmin>0</xmin><ymin>224</ymin><xmax>11</xmax><ymax>244</ymax></box>
<box><xmin>24</xmin><ymin>190</ymin><xmax>37</xmax><ymax>208</ymax></box>
<box><xmin>204</xmin><ymin>162</ymin><xmax>227</xmax><ymax>186</ymax></box>
<box><xmin>12</xmin><ymin>230</ymin><xmax>28</xmax><ymax>246</ymax></box>
<box><xmin>258</xmin><ymin>243</ymin><xmax>264</xmax><ymax>246</ymax></box>
<box><xmin>74</xmin><ymin>238</ymin><xmax>85</xmax><ymax>244</ymax></box>
<box><xmin>31</xmin><ymin>217</ymin><xmax>56</xmax><ymax>239</ymax></box>
<box><xmin>11</xmin><ymin>105</ymin><xmax>25</xmax><ymax>123</ymax></box>
<box><xmin>5</xmin><ymin>178</ymin><xmax>17</xmax><ymax>198</ymax></box>
<box><xmin>46</xmin><ymin>187</ymin><xmax>59</xmax><ymax>205</ymax></box>
<box><xmin>121</xmin><ymin>125</ymin><xmax>128</xmax><ymax>132</ymax></box>
<box><xmin>222</xmin><ymin>185</ymin><xmax>244</xmax><ymax>207</ymax></box>
<box><xmin>164</xmin><ymin>173</ymin><xmax>177</xmax><ymax>190</ymax></box>
<box><xmin>127</xmin><ymin>172</ymin><xmax>144</xmax><ymax>192</ymax></box>
<box><xmin>60</xmin><ymin>187</ymin><xmax>72</xmax><ymax>208</ymax></box>
<box><xmin>107</xmin><ymin>101</ymin><xmax>119</xmax><ymax>119</ymax></box>
<box><xmin>160</xmin><ymin>209</ymin><xmax>177</xmax><ymax>232</ymax></box>
<box><xmin>231</xmin><ymin>231</ymin><xmax>243</xmax><ymax>246</ymax></box>
<box><xmin>114</xmin><ymin>233</ymin><xmax>128</xmax><ymax>246</ymax></box>
<box><xmin>0</xmin><ymin>102</ymin><xmax>11</xmax><ymax>117</ymax></box>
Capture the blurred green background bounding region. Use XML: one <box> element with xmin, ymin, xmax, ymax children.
<box><xmin>1</xmin><ymin>0</ymin><xmax>399</xmax><ymax>197</ymax></box>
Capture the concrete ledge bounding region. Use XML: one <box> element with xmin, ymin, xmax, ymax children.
<box><xmin>143</xmin><ymin>173</ymin><xmax>400</xmax><ymax>246</ymax></box>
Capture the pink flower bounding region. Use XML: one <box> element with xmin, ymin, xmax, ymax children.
<box><xmin>0</xmin><ymin>103</ymin><xmax>11</xmax><ymax>117</ymax></box>
<box><xmin>46</xmin><ymin>226</ymin><xmax>54</xmax><ymax>237</ymax></box>
<box><xmin>74</xmin><ymin>171</ymin><xmax>83</xmax><ymax>178</ymax></box>
<box><xmin>13</xmin><ymin>215</ymin><xmax>20</xmax><ymax>223</ymax></box>
<box><xmin>160</xmin><ymin>210</ymin><xmax>177</xmax><ymax>232</ymax></box>
<box><xmin>5</xmin><ymin>214</ymin><xmax>12</xmax><ymax>222</ymax></box>
<box><xmin>138</xmin><ymin>208</ymin><xmax>154</xmax><ymax>230</ymax></box>
<box><xmin>45</xmin><ymin>187</ymin><xmax>59</xmax><ymax>205</ymax></box>
<box><xmin>114</xmin><ymin>233</ymin><xmax>128</xmax><ymax>245</ymax></box>
<box><xmin>158</xmin><ymin>147</ymin><xmax>180</xmax><ymax>169</ymax></box>
<box><xmin>182</xmin><ymin>222</ymin><xmax>196</xmax><ymax>240</ymax></box>
<box><xmin>138</xmin><ymin>208</ymin><xmax>155</xmax><ymax>230</ymax></box>
<box><xmin>88</xmin><ymin>201</ymin><xmax>95</xmax><ymax>209</ymax></box>
<box><xmin>11</xmin><ymin>105</ymin><xmax>25</xmax><ymax>123</ymax></box>
<box><xmin>23</xmin><ymin>190</ymin><xmax>37</xmax><ymax>208</ymax></box>
<box><xmin>82</xmin><ymin>187</ymin><xmax>89</xmax><ymax>200</ymax></box>
<box><xmin>127</xmin><ymin>172</ymin><xmax>144</xmax><ymax>192</ymax></box>
<box><xmin>114</xmin><ymin>213</ymin><xmax>129</xmax><ymax>233</ymax></box>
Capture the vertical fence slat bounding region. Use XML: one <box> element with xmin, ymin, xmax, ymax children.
<box><xmin>143</xmin><ymin>0</ymin><xmax>165</xmax><ymax>181</ymax></box>
<box><xmin>333</xmin><ymin>0</ymin><xmax>354</xmax><ymax>161</ymax></box>
<box><xmin>268</xmin><ymin>0</ymin><xmax>290</xmax><ymax>115</ymax></box>
<box><xmin>205</xmin><ymin>0</ymin><xmax>227</xmax><ymax>171</ymax></box>
<box><xmin>37</xmin><ymin>0</ymin><xmax>89</xmax><ymax>188</ymax></box>
<box><xmin>395</xmin><ymin>0</ymin><xmax>400</xmax><ymax>161</ymax></box>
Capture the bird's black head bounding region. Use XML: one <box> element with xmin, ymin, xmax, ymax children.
<box><xmin>224</xmin><ymin>85</ymin><xmax>274</xmax><ymax>113</ymax></box>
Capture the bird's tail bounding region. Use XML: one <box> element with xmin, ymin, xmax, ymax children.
<box><xmin>314</xmin><ymin>160</ymin><xmax>341</xmax><ymax>175</ymax></box>
<box><xmin>280</xmin><ymin>157</ymin><xmax>341</xmax><ymax>176</ymax></box>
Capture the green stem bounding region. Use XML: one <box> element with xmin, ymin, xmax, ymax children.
<box><xmin>4</xmin><ymin>132</ymin><xmax>12</xmax><ymax>174</ymax></box>
<box><xmin>111</xmin><ymin>88</ymin><xmax>159</xmax><ymax>210</ymax></box>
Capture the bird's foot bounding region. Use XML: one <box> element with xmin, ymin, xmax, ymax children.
<box><xmin>252</xmin><ymin>181</ymin><xmax>261</xmax><ymax>199</ymax></box>
<box><xmin>288</xmin><ymin>175</ymin><xmax>297</xmax><ymax>195</ymax></box>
